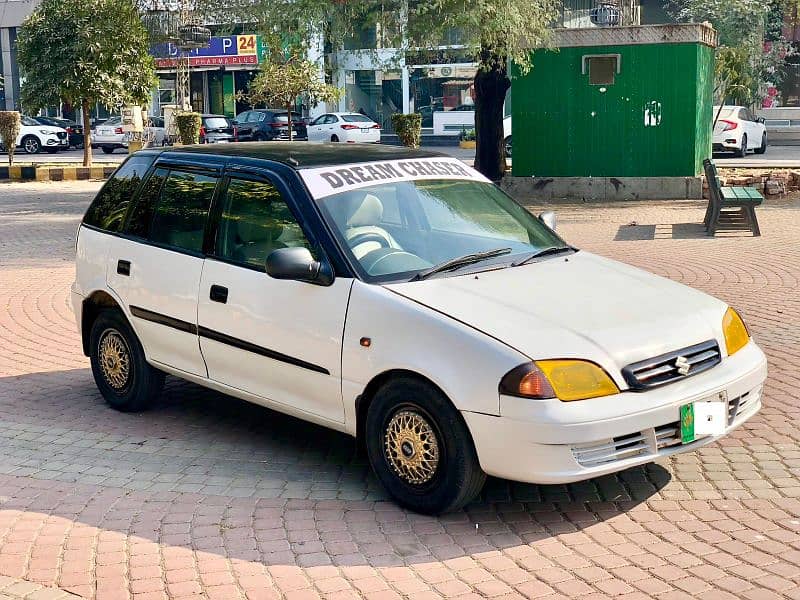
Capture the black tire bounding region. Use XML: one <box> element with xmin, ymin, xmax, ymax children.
<box><xmin>365</xmin><ymin>377</ymin><xmax>486</xmax><ymax>514</ymax></box>
<box><xmin>21</xmin><ymin>136</ymin><xmax>41</xmax><ymax>154</ymax></box>
<box><xmin>754</xmin><ymin>134</ymin><xmax>767</xmax><ymax>155</ymax></box>
<box><xmin>331</xmin><ymin>135</ymin><xmax>340</xmax><ymax>142</ymax></box>
<box><xmin>252</xmin><ymin>133</ymin><xmax>263</xmax><ymax>142</ymax></box>
<box><xmin>504</xmin><ymin>135</ymin><xmax>512</xmax><ymax>158</ymax></box>
<box><xmin>89</xmin><ymin>309</ymin><xmax>164</xmax><ymax>412</ymax></box>
<box><xmin>737</xmin><ymin>135</ymin><xmax>748</xmax><ymax>158</ymax></box>
<box><xmin>101</xmin><ymin>146</ymin><xmax>115</xmax><ymax>154</ymax></box>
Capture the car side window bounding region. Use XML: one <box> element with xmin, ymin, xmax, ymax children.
<box><xmin>83</xmin><ymin>155</ymin><xmax>155</xmax><ymax>232</ymax></box>
<box><xmin>255</xmin><ymin>112</ymin><xmax>267</xmax><ymax>122</ymax></box>
<box><xmin>215</xmin><ymin>178</ymin><xmax>311</xmax><ymax>271</ymax></box>
<box><xmin>147</xmin><ymin>170</ymin><xmax>219</xmax><ymax>253</ymax></box>
<box><xmin>327</xmin><ymin>115</ymin><xmax>338</xmax><ymax>124</ymax></box>
<box><xmin>311</xmin><ymin>115</ymin><xmax>326</xmax><ymax>126</ymax></box>
<box><xmin>125</xmin><ymin>168</ymin><xmax>168</xmax><ymax>238</ymax></box>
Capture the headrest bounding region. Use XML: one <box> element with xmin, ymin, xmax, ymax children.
<box><xmin>346</xmin><ymin>194</ymin><xmax>383</xmax><ymax>228</ymax></box>
<box><xmin>237</xmin><ymin>219</ymin><xmax>282</xmax><ymax>243</ymax></box>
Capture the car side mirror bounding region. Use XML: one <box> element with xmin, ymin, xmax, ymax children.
<box><xmin>266</xmin><ymin>247</ymin><xmax>334</xmax><ymax>286</ymax></box>
<box><xmin>758</xmin><ymin>117</ymin><xmax>766</xmax><ymax>124</ymax></box>
<box><xmin>539</xmin><ymin>211</ymin><xmax>557</xmax><ymax>231</ymax></box>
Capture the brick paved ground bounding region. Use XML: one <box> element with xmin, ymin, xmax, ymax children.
<box><xmin>1</xmin><ymin>180</ymin><xmax>799</xmax><ymax>599</ymax></box>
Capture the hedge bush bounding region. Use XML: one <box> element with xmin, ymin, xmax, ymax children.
<box><xmin>0</xmin><ymin>111</ymin><xmax>21</xmax><ymax>166</ymax></box>
<box><xmin>391</xmin><ymin>113</ymin><xmax>422</xmax><ymax>148</ymax></box>
<box><xmin>175</xmin><ymin>112</ymin><xmax>201</xmax><ymax>145</ymax></box>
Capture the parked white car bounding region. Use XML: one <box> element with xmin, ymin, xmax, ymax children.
<box><xmin>93</xmin><ymin>116</ymin><xmax>167</xmax><ymax>153</ymax></box>
<box><xmin>307</xmin><ymin>112</ymin><xmax>381</xmax><ymax>143</ymax></box>
<box><xmin>73</xmin><ymin>144</ymin><xmax>767</xmax><ymax>514</ymax></box>
<box><xmin>713</xmin><ymin>106</ymin><xmax>767</xmax><ymax>157</ymax></box>
<box><xmin>2</xmin><ymin>116</ymin><xmax>69</xmax><ymax>154</ymax></box>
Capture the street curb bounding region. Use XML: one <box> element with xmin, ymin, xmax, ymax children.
<box><xmin>0</xmin><ymin>164</ymin><xmax>116</xmax><ymax>182</ymax></box>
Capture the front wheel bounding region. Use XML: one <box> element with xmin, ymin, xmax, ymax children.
<box><xmin>22</xmin><ymin>136</ymin><xmax>41</xmax><ymax>154</ymax></box>
<box><xmin>754</xmin><ymin>134</ymin><xmax>767</xmax><ymax>155</ymax></box>
<box><xmin>504</xmin><ymin>135</ymin><xmax>512</xmax><ymax>158</ymax></box>
<box><xmin>365</xmin><ymin>377</ymin><xmax>486</xmax><ymax>514</ymax></box>
<box><xmin>89</xmin><ymin>309</ymin><xmax>164</xmax><ymax>412</ymax></box>
<box><xmin>101</xmin><ymin>146</ymin><xmax>115</xmax><ymax>154</ymax></box>
<box><xmin>737</xmin><ymin>135</ymin><xmax>748</xmax><ymax>158</ymax></box>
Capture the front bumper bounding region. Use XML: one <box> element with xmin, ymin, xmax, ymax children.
<box><xmin>463</xmin><ymin>341</ymin><xmax>767</xmax><ymax>484</ymax></box>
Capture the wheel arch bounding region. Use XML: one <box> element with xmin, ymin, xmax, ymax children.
<box><xmin>355</xmin><ymin>368</ymin><xmax>464</xmax><ymax>448</ymax></box>
<box><xmin>81</xmin><ymin>290</ymin><xmax>123</xmax><ymax>356</ymax></box>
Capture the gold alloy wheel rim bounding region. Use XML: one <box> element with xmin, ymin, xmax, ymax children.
<box><xmin>99</xmin><ymin>330</ymin><xmax>130</xmax><ymax>390</ymax></box>
<box><xmin>384</xmin><ymin>410</ymin><xmax>440</xmax><ymax>485</ymax></box>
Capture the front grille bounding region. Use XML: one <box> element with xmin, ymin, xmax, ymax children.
<box><xmin>56</xmin><ymin>131</ymin><xmax>67</xmax><ymax>139</ymax></box>
<box><xmin>622</xmin><ymin>340</ymin><xmax>721</xmax><ymax>391</ymax></box>
<box><xmin>572</xmin><ymin>431</ymin><xmax>650</xmax><ymax>468</ymax></box>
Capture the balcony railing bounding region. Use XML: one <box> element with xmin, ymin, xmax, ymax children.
<box><xmin>557</xmin><ymin>0</ymin><xmax>642</xmax><ymax>29</ymax></box>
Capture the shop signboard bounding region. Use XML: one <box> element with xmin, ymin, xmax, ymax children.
<box><xmin>152</xmin><ymin>34</ymin><xmax>268</xmax><ymax>68</ymax></box>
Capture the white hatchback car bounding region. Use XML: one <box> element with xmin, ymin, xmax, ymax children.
<box><xmin>713</xmin><ymin>106</ymin><xmax>768</xmax><ymax>157</ymax></box>
<box><xmin>93</xmin><ymin>116</ymin><xmax>167</xmax><ymax>153</ymax></box>
<box><xmin>73</xmin><ymin>144</ymin><xmax>767</xmax><ymax>514</ymax></box>
<box><xmin>307</xmin><ymin>112</ymin><xmax>381</xmax><ymax>143</ymax></box>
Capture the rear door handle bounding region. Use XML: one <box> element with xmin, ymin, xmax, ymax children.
<box><xmin>117</xmin><ymin>260</ymin><xmax>131</xmax><ymax>276</ymax></box>
<box><xmin>210</xmin><ymin>285</ymin><xmax>228</xmax><ymax>304</ymax></box>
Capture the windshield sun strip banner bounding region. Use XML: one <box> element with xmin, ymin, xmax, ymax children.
<box><xmin>299</xmin><ymin>158</ymin><xmax>491</xmax><ymax>199</ymax></box>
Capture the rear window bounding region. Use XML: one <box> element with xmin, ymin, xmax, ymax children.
<box><xmin>273</xmin><ymin>112</ymin><xmax>302</xmax><ymax>123</ymax></box>
<box><xmin>203</xmin><ymin>117</ymin><xmax>230</xmax><ymax>128</ymax></box>
<box><xmin>714</xmin><ymin>107</ymin><xmax>736</xmax><ymax>119</ymax></box>
<box><xmin>83</xmin><ymin>155</ymin><xmax>155</xmax><ymax>232</ymax></box>
<box><xmin>341</xmin><ymin>114</ymin><xmax>373</xmax><ymax>123</ymax></box>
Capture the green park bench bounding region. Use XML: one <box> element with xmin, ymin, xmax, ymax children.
<box><xmin>703</xmin><ymin>159</ymin><xmax>763</xmax><ymax>237</ymax></box>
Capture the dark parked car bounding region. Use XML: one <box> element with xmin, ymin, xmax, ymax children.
<box><xmin>234</xmin><ymin>109</ymin><xmax>307</xmax><ymax>141</ymax></box>
<box><xmin>199</xmin><ymin>114</ymin><xmax>237</xmax><ymax>144</ymax></box>
<box><xmin>34</xmin><ymin>116</ymin><xmax>84</xmax><ymax>148</ymax></box>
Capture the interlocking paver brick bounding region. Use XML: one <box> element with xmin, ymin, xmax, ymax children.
<box><xmin>1</xmin><ymin>182</ymin><xmax>800</xmax><ymax>598</ymax></box>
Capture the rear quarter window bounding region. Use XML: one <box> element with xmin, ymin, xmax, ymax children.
<box><xmin>83</xmin><ymin>155</ymin><xmax>155</xmax><ymax>232</ymax></box>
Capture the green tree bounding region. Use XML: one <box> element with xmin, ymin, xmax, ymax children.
<box><xmin>16</xmin><ymin>0</ymin><xmax>156</xmax><ymax>166</ymax></box>
<box><xmin>244</xmin><ymin>45</ymin><xmax>341</xmax><ymax>141</ymax></box>
<box><xmin>670</xmin><ymin>0</ymin><xmax>792</xmax><ymax>107</ymax></box>
<box><xmin>197</xmin><ymin>0</ymin><xmax>560</xmax><ymax>181</ymax></box>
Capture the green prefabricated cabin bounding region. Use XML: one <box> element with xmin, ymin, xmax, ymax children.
<box><xmin>511</xmin><ymin>24</ymin><xmax>717</xmax><ymax>178</ymax></box>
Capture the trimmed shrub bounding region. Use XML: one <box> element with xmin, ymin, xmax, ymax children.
<box><xmin>175</xmin><ymin>112</ymin><xmax>201</xmax><ymax>145</ymax></box>
<box><xmin>391</xmin><ymin>113</ymin><xmax>422</xmax><ymax>148</ymax></box>
<box><xmin>0</xmin><ymin>111</ymin><xmax>21</xmax><ymax>166</ymax></box>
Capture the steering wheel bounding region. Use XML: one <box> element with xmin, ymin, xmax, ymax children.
<box><xmin>348</xmin><ymin>232</ymin><xmax>392</xmax><ymax>250</ymax></box>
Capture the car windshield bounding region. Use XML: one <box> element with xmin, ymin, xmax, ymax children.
<box><xmin>21</xmin><ymin>116</ymin><xmax>39</xmax><ymax>126</ymax></box>
<box><xmin>316</xmin><ymin>178</ymin><xmax>567</xmax><ymax>282</ymax></box>
<box><xmin>204</xmin><ymin>117</ymin><xmax>230</xmax><ymax>128</ymax></box>
<box><xmin>103</xmin><ymin>117</ymin><xmax>121</xmax><ymax>126</ymax></box>
<box><xmin>341</xmin><ymin>114</ymin><xmax>373</xmax><ymax>123</ymax></box>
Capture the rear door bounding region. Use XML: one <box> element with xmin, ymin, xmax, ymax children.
<box><xmin>196</xmin><ymin>167</ymin><xmax>351</xmax><ymax>423</ymax></box>
<box><xmin>109</xmin><ymin>163</ymin><xmax>221</xmax><ymax>376</ymax></box>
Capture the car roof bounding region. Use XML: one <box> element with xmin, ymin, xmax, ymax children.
<box><xmin>138</xmin><ymin>142</ymin><xmax>447</xmax><ymax>170</ymax></box>
<box><xmin>201</xmin><ymin>114</ymin><xmax>229</xmax><ymax>118</ymax></box>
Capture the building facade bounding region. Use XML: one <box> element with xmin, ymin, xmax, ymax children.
<box><xmin>0</xmin><ymin>0</ymin><xmax>40</xmax><ymax>110</ymax></box>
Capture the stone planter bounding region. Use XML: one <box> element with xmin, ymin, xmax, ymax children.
<box><xmin>459</xmin><ymin>140</ymin><xmax>476</xmax><ymax>149</ymax></box>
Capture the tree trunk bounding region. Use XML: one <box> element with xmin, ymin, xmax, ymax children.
<box><xmin>473</xmin><ymin>47</ymin><xmax>511</xmax><ymax>182</ymax></box>
<box><xmin>287</xmin><ymin>102</ymin><xmax>294</xmax><ymax>141</ymax></box>
<box><xmin>81</xmin><ymin>99</ymin><xmax>92</xmax><ymax>168</ymax></box>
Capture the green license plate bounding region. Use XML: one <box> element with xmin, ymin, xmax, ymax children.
<box><xmin>680</xmin><ymin>403</ymin><xmax>695</xmax><ymax>444</ymax></box>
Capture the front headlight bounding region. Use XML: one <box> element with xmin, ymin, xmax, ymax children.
<box><xmin>500</xmin><ymin>359</ymin><xmax>619</xmax><ymax>401</ymax></box>
<box><xmin>722</xmin><ymin>307</ymin><xmax>750</xmax><ymax>356</ymax></box>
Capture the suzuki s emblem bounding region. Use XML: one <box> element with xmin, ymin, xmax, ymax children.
<box><xmin>675</xmin><ymin>356</ymin><xmax>691</xmax><ymax>376</ymax></box>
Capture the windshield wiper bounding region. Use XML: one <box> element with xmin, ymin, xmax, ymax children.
<box><xmin>412</xmin><ymin>248</ymin><xmax>512</xmax><ymax>281</ymax></box>
<box><xmin>512</xmin><ymin>246</ymin><xmax>575</xmax><ymax>267</ymax></box>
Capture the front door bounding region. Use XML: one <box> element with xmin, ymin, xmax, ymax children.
<box><xmin>197</xmin><ymin>172</ymin><xmax>351</xmax><ymax>423</ymax></box>
<box><xmin>109</xmin><ymin>166</ymin><xmax>220</xmax><ymax>377</ymax></box>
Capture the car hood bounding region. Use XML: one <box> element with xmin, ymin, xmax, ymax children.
<box><xmin>385</xmin><ymin>251</ymin><xmax>727</xmax><ymax>380</ymax></box>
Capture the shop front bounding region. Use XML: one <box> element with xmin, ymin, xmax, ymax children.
<box><xmin>150</xmin><ymin>34</ymin><xmax>267</xmax><ymax>118</ymax></box>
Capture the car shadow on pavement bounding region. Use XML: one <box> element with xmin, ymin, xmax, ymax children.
<box><xmin>0</xmin><ymin>368</ymin><xmax>671</xmax><ymax>573</ymax></box>
<box><xmin>613</xmin><ymin>222</ymin><xmax>757</xmax><ymax>241</ymax></box>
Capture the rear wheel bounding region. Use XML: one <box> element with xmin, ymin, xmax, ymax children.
<box><xmin>504</xmin><ymin>135</ymin><xmax>512</xmax><ymax>158</ymax></box>
<box><xmin>736</xmin><ymin>135</ymin><xmax>748</xmax><ymax>158</ymax></box>
<box><xmin>331</xmin><ymin>134</ymin><xmax>340</xmax><ymax>142</ymax></box>
<box><xmin>365</xmin><ymin>377</ymin><xmax>486</xmax><ymax>514</ymax></box>
<box><xmin>89</xmin><ymin>309</ymin><xmax>164</xmax><ymax>412</ymax></box>
<box><xmin>101</xmin><ymin>146</ymin><xmax>115</xmax><ymax>154</ymax></box>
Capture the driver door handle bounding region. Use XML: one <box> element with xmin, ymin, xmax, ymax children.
<box><xmin>210</xmin><ymin>285</ymin><xmax>228</xmax><ymax>304</ymax></box>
